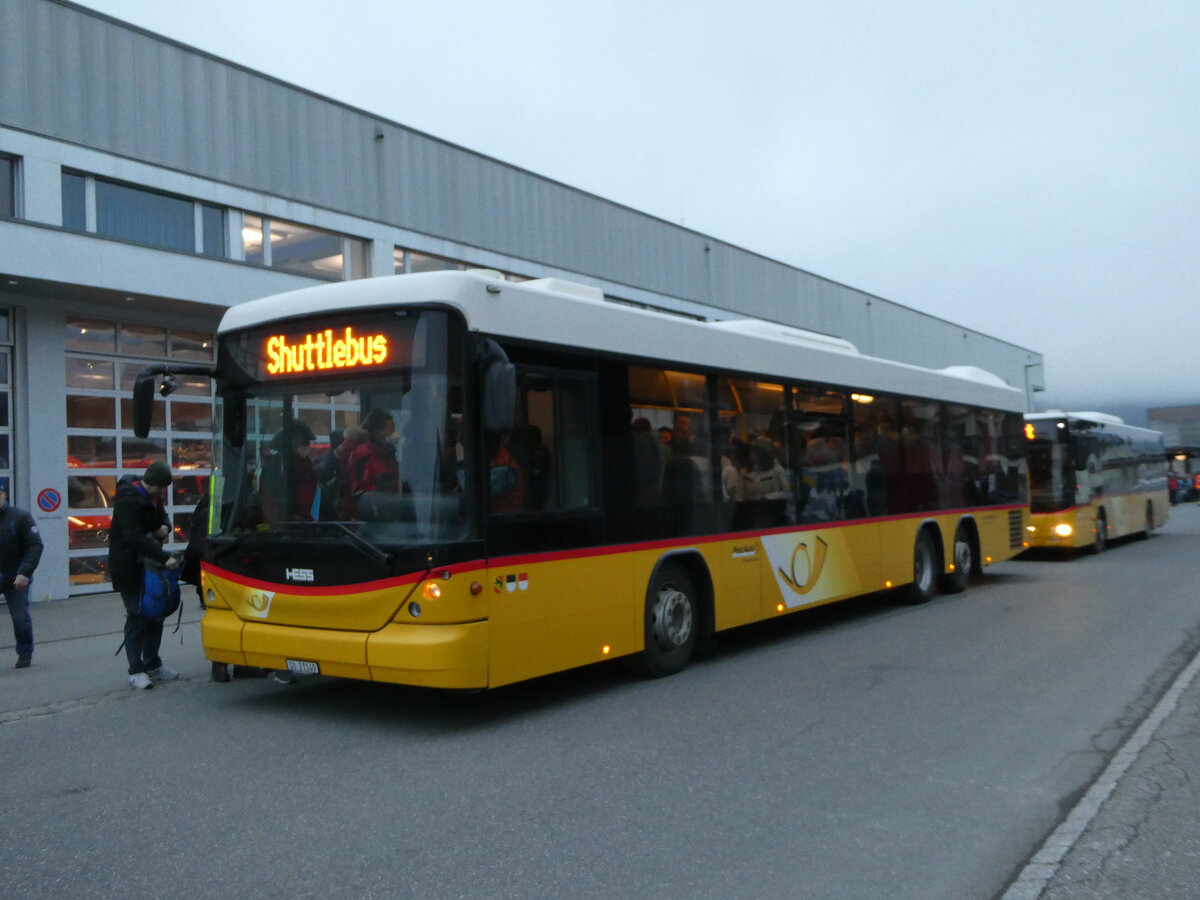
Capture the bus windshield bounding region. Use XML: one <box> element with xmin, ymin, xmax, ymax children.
<box><xmin>1025</xmin><ymin>420</ymin><xmax>1074</xmax><ymax>512</ymax></box>
<box><xmin>210</xmin><ymin>308</ymin><xmax>470</xmax><ymax>546</ymax></box>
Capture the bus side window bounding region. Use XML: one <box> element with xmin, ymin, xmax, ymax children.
<box><xmin>491</xmin><ymin>368</ymin><xmax>596</xmax><ymax>516</ymax></box>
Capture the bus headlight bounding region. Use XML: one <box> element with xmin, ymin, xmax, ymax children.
<box><xmin>1054</xmin><ymin>523</ymin><xmax>1073</xmax><ymax>538</ymax></box>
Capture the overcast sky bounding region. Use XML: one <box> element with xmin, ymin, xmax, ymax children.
<box><xmin>75</xmin><ymin>0</ymin><xmax>1200</xmax><ymax>417</ymax></box>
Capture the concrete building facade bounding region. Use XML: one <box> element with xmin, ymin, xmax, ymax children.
<box><xmin>0</xmin><ymin>0</ymin><xmax>1043</xmax><ymax>599</ymax></box>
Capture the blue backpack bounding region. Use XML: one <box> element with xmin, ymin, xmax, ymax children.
<box><xmin>114</xmin><ymin>557</ymin><xmax>184</xmax><ymax>660</ymax></box>
<box><xmin>141</xmin><ymin>559</ymin><xmax>182</xmax><ymax>623</ymax></box>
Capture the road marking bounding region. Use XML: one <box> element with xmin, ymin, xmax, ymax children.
<box><xmin>1001</xmin><ymin>642</ymin><xmax>1200</xmax><ymax>899</ymax></box>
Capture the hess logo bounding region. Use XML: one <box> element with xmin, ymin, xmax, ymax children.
<box><xmin>285</xmin><ymin>567</ymin><xmax>315</xmax><ymax>583</ymax></box>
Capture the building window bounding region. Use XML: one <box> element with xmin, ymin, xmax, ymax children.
<box><xmin>60</xmin><ymin>171</ymin><xmax>227</xmax><ymax>257</ymax></box>
<box><xmin>0</xmin><ymin>155</ymin><xmax>15</xmax><ymax>218</ymax></box>
<box><xmin>62</xmin><ymin>172</ymin><xmax>87</xmax><ymax>231</ymax></box>
<box><xmin>65</xmin><ymin>316</ymin><xmax>216</xmax><ymax>593</ymax></box>
<box><xmin>407</xmin><ymin>250</ymin><xmax>466</xmax><ymax>275</ymax></box>
<box><xmin>242</xmin><ymin>214</ymin><xmax>367</xmax><ymax>280</ymax></box>
<box><xmin>394</xmin><ymin>245</ymin><xmax>529</xmax><ymax>280</ymax></box>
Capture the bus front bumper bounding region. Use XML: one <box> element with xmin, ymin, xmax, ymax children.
<box><xmin>202</xmin><ymin>608</ymin><xmax>490</xmax><ymax>689</ymax></box>
<box><xmin>1026</xmin><ymin>511</ymin><xmax>1082</xmax><ymax>548</ymax></box>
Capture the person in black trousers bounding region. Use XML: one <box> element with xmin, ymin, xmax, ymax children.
<box><xmin>107</xmin><ymin>461</ymin><xmax>181</xmax><ymax>689</ymax></box>
<box><xmin>0</xmin><ymin>476</ymin><xmax>43</xmax><ymax>668</ymax></box>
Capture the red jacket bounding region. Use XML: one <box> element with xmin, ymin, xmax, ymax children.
<box><xmin>344</xmin><ymin>440</ymin><xmax>399</xmax><ymax>518</ymax></box>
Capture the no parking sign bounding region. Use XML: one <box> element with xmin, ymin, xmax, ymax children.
<box><xmin>36</xmin><ymin>488</ymin><xmax>62</xmax><ymax>513</ymax></box>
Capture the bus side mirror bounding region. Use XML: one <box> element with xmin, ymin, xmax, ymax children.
<box><xmin>131</xmin><ymin>363</ymin><xmax>215</xmax><ymax>438</ymax></box>
<box><xmin>483</xmin><ymin>361</ymin><xmax>516</xmax><ymax>432</ymax></box>
<box><xmin>132</xmin><ymin>370</ymin><xmax>158</xmax><ymax>438</ymax></box>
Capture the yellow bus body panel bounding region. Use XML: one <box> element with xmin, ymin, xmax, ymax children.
<box><xmin>1027</xmin><ymin>491</ymin><xmax>1168</xmax><ymax>550</ymax></box>
<box><xmin>200</xmin><ymin>506</ymin><xmax>1027</xmax><ymax>690</ymax></box>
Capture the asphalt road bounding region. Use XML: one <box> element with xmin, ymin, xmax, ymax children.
<box><xmin>4</xmin><ymin>506</ymin><xmax>1199</xmax><ymax>899</ymax></box>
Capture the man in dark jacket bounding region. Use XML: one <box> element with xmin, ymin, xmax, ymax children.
<box><xmin>107</xmin><ymin>461</ymin><xmax>180</xmax><ymax>689</ymax></box>
<box><xmin>0</xmin><ymin>477</ymin><xmax>43</xmax><ymax>668</ymax></box>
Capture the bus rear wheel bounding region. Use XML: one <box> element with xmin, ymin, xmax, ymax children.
<box><xmin>1092</xmin><ymin>509</ymin><xmax>1108</xmax><ymax>553</ymax></box>
<box><xmin>637</xmin><ymin>562</ymin><xmax>699</xmax><ymax>678</ymax></box>
<box><xmin>938</xmin><ymin>525</ymin><xmax>973</xmax><ymax>594</ymax></box>
<box><xmin>900</xmin><ymin>530</ymin><xmax>939</xmax><ymax>605</ymax></box>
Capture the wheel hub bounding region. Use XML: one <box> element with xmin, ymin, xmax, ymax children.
<box><xmin>954</xmin><ymin>539</ymin><xmax>972</xmax><ymax>574</ymax></box>
<box><xmin>653</xmin><ymin>585</ymin><xmax>693</xmax><ymax>649</ymax></box>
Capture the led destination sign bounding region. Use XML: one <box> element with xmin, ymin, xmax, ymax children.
<box><xmin>265</xmin><ymin>327</ymin><xmax>390</xmax><ymax>376</ymax></box>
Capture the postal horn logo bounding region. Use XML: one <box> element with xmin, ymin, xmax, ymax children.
<box><xmin>244</xmin><ymin>590</ymin><xmax>275</xmax><ymax>619</ymax></box>
<box><xmin>779</xmin><ymin>536</ymin><xmax>829</xmax><ymax>595</ymax></box>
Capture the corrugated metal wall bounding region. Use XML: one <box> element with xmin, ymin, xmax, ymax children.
<box><xmin>0</xmin><ymin>0</ymin><xmax>1041</xmax><ymax>394</ymax></box>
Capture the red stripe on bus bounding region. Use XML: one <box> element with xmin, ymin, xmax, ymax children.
<box><xmin>204</xmin><ymin>503</ymin><xmax>1025</xmax><ymax>592</ymax></box>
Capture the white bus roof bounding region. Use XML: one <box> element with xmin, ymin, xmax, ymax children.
<box><xmin>220</xmin><ymin>270</ymin><xmax>1026</xmax><ymax>412</ymax></box>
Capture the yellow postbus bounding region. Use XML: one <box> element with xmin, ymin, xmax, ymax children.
<box><xmin>1023</xmin><ymin>412</ymin><xmax>1169</xmax><ymax>552</ymax></box>
<box><xmin>134</xmin><ymin>271</ymin><xmax>1030</xmax><ymax>689</ymax></box>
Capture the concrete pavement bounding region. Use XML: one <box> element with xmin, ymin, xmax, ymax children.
<box><xmin>4</xmin><ymin>588</ymin><xmax>1200</xmax><ymax>898</ymax></box>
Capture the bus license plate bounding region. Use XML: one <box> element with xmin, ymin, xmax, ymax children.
<box><xmin>285</xmin><ymin>659</ymin><xmax>319</xmax><ymax>675</ymax></box>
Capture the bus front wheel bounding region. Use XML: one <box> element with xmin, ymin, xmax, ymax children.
<box><xmin>1139</xmin><ymin>502</ymin><xmax>1155</xmax><ymax>539</ymax></box>
<box><xmin>900</xmin><ymin>530</ymin><xmax>939</xmax><ymax>605</ymax></box>
<box><xmin>938</xmin><ymin>524</ymin><xmax>974</xmax><ymax>594</ymax></box>
<box><xmin>637</xmin><ymin>562</ymin><xmax>699</xmax><ymax>678</ymax></box>
<box><xmin>1092</xmin><ymin>510</ymin><xmax>1108</xmax><ymax>553</ymax></box>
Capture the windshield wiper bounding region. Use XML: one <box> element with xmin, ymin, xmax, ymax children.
<box><xmin>276</xmin><ymin>520</ymin><xmax>393</xmax><ymax>566</ymax></box>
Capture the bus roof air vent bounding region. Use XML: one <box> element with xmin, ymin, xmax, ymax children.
<box><xmin>521</xmin><ymin>278</ymin><xmax>606</xmax><ymax>303</ymax></box>
<box><xmin>939</xmin><ymin>365</ymin><xmax>1011</xmax><ymax>388</ymax></box>
<box><xmin>708</xmin><ymin>319</ymin><xmax>859</xmax><ymax>354</ymax></box>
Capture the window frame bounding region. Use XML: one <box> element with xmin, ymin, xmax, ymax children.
<box><xmin>60</xmin><ymin>169</ymin><xmax>228</xmax><ymax>258</ymax></box>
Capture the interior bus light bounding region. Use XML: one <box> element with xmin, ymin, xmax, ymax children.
<box><xmin>851</xmin><ymin>393</ymin><xmax>874</xmax><ymax>404</ymax></box>
<box><xmin>1054</xmin><ymin>523</ymin><xmax>1073</xmax><ymax>538</ymax></box>
<box><xmin>422</xmin><ymin>581</ymin><xmax>442</xmax><ymax>601</ymax></box>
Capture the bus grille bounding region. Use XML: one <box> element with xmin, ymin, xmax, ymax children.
<box><xmin>1008</xmin><ymin>509</ymin><xmax>1024</xmax><ymax>549</ymax></box>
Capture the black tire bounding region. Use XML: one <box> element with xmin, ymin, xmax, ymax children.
<box><xmin>899</xmin><ymin>529</ymin><xmax>939</xmax><ymax>605</ymax></box>
<box><xmin>1139</xmin><ymin>502</ymin><xmax>1154</xmax><ymax>539</ymax></box>
<box><xmin>938</xmin><ymin>524</ymin><xmax>973</xmax><ymax>594</ymax></box>
<box><xmin>1092</xmin><ymin>509</ymin><xmax>1108</xmax><ymax>553</ymax></box>
<box><xmin>637</xmin><ymin>562</ymin><xmax>699</xmax><ymax>678</ymax></box>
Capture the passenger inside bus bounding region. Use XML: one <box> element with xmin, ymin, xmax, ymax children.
<box><xmin>259</xmin><ymin>422</ymin><xmax>318</xmax><ymax>522</ymax></box>
<box><xmin>488</xmin><ymin>432</ymin><xmax>525</xmax><ymax>512</ymax></box>
<box><xmin>343</xmin><ymin>408</ymin><xmax>399</xmax><ymax>517</ymax></box>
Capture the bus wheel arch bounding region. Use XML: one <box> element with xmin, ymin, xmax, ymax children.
<box><xmin>938</xmin><ymin>518</ymin><xmax>978</xmax><ymax>594</ymax></box>
<box><xmin>899</xmin><ymin>524</ymin><xmax>941</xmax><ymax>605</ymax></box>
<box><xmin>635</xmin><ymin>552</ymin><xmax>712</xmax><ymax>677</ymax></box>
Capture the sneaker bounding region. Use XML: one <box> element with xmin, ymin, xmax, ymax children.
<box><xmin>128</xmin><ymin>672</ymin><xmax>153</xmax><ymax>690</ymax></box>
<box><xmin>211</xmin><ymin>662</ymin><xmax>231</xmax><ymax>683</ymax></box>
<box><xmin>147</xmin><ymin>665</ymin><xmax>179</xmax><ymax>681</ymax></box>
<box><xmin>15</xmin><ymin>655</ymin><xmax>31</xmax><ymax>669</ymax></box>
<box><xmin>271</xmin><ymin>670</ymin><xmax>296</xmax><ymax>685</ymax></box>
